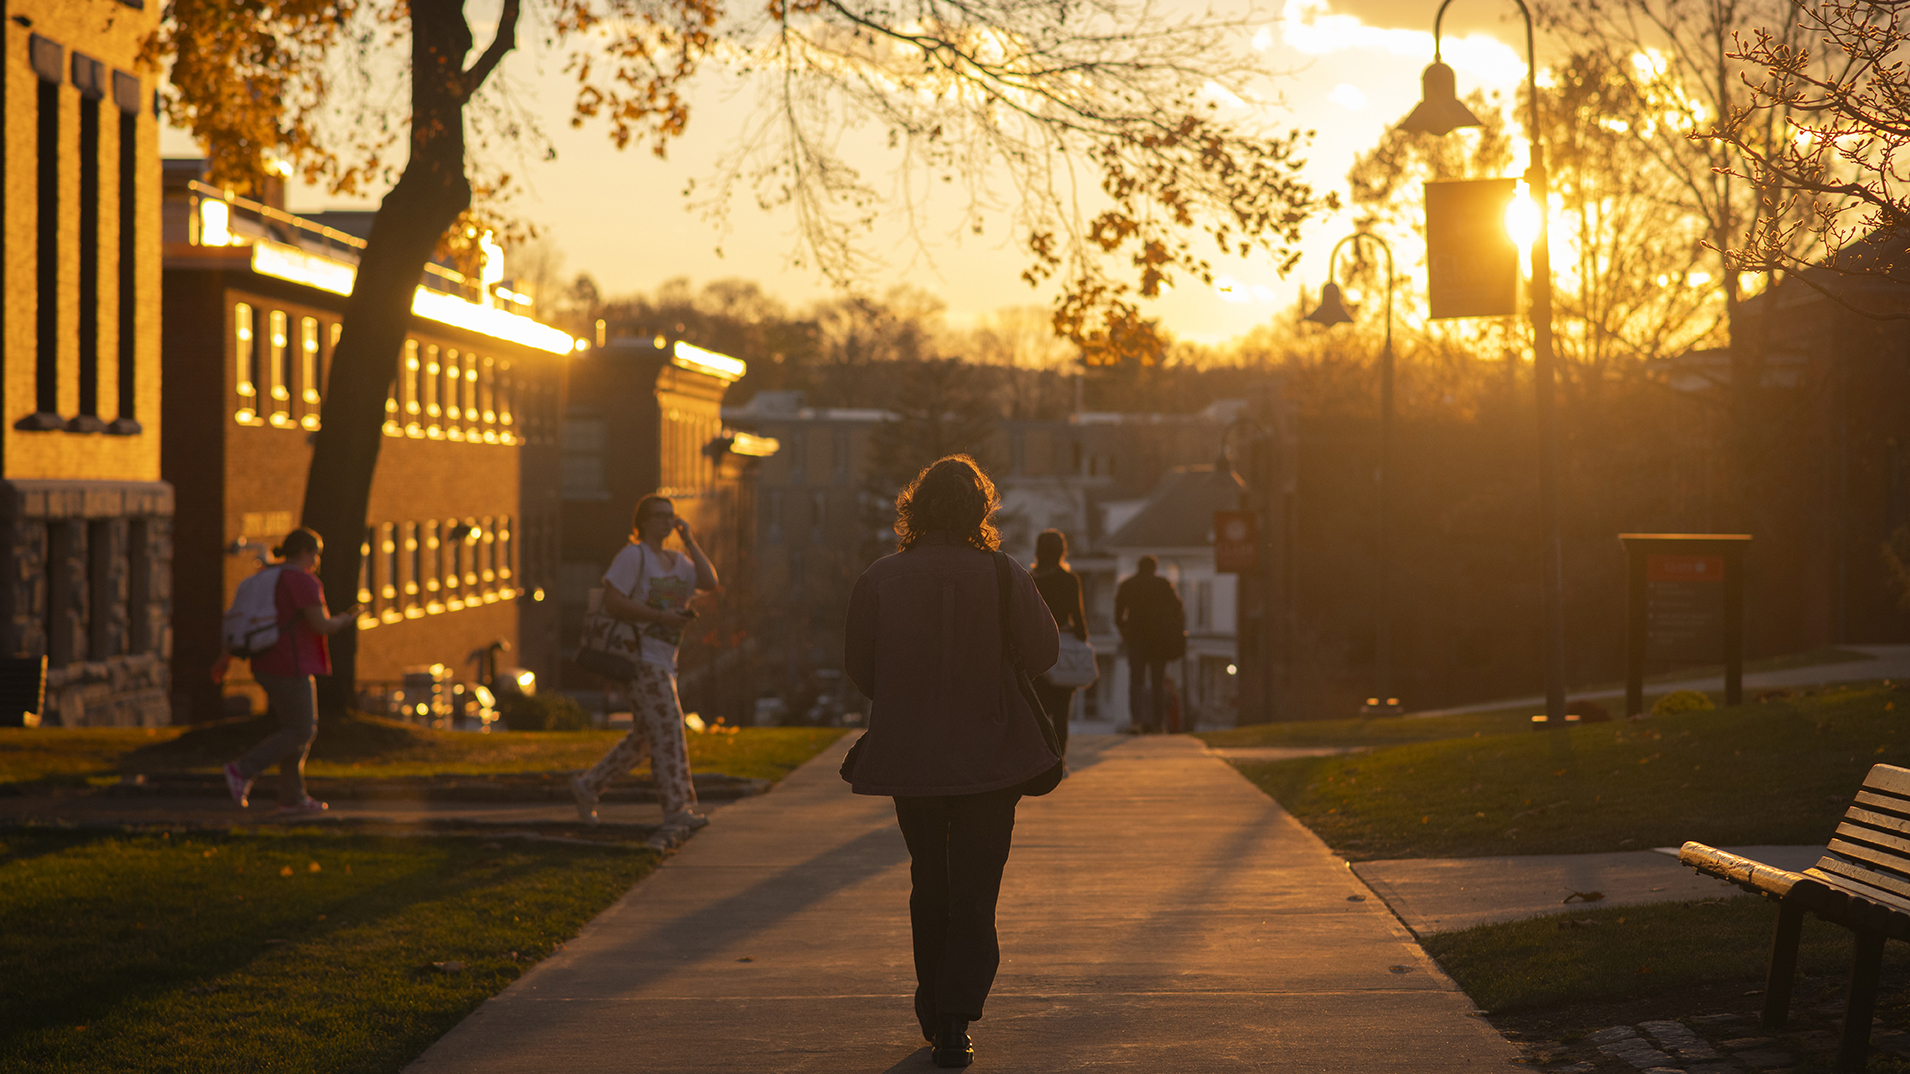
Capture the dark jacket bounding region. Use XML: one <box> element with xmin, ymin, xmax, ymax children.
<box><xmin>1114</xmin><ymin>572</ymin><xmax>1186</xmax><ymax>662</ymax></box>
<box><xmin>1032</xmin><ymin>564</ymin><xmax>1088</xmax><ymax>642</ymax></box>
<box><xmin>844</xmin><ymin>537</ymin><xmax>1061</xmax><ymax>796</ymax></box>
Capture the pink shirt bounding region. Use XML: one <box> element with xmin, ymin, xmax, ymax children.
<box><xmin>253</xmin><ymin>567</ymin><xmax>330</xmax><ymax>678</ymax></box>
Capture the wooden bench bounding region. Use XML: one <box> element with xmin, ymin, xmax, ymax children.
<box><xmin>1679</xmin><ymin>762</ymin><xmax>1910</xmax><ymax>1073</ymax></box>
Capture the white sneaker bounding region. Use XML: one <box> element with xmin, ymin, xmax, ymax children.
<box><xmin>663</xmin><ymin>810</ymin><xmax>710</xmax><ymax>831</ymax></box>
<box><xmin>222</xmin><ymin>762</ymin><xmax>253</xmax><ymax>808</ymax></box>
<box><xmin>569</xmin><ymin>775</ymin><xmax>599</xmax><ymax>825</ymax></box>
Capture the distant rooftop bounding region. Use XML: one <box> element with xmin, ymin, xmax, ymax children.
<box><xmin>1103</xmin><ymin>465</ymin><xmax>1245</xmax><ymax>550</ymax></box>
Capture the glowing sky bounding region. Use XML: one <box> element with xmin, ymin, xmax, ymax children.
<box><xmin>162</xmin><ymin>0</ymin><xmax>1543</xmax><ymax>343</ymax></box>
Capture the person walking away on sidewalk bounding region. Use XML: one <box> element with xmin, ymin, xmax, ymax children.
<box><xmin>1029</xmin><ymin>528</ymin><xmax>1087</xmax><ymax>759</ymax></box>
<box><xmin>570</xmin><ymin>495</ymin><xmax>719</xmax><ymax>839</ymax></box>
<box><xmin>219</xmin><ymin>528</ymin><xmax>360</xmax><ymax>814</ymax></box>
<box><xmin>1114</xmin><ymin>555</ymin><xmax>1186</xmax><ymax>734</ymax></box>
<box><xmin>843</xmin><ymin>455</ymin><xmax>1059</xmax><ymax>1069</ymax></box>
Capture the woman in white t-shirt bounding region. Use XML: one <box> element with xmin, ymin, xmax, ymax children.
<box><xmin>571</xmin><ymin>494</ymin><xmax>720</xmax><ymax>837</ymax></box>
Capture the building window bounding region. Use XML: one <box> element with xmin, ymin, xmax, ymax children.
<box><xmin>810</xmin><ymin>490</ymin><xmax>827</xmax><ymax>544</ymax></box>
<box><xmin>498</xmin><ymin>359</ymin><xmax>515</xmax><ymax>442</ymax></box>
<box><xmin>423</xmin><ymin>521</ymin><xmax>442</xmax><ymax>611</ymax></box>
<box><xmin>766</xmin><ymin>489</ymin><xmax>784</xmax><ymax>544</ymax></box>
<box><xmin>833</xmin><ymin>428</ymin><xmax>850</xmax><ymax>484</ymax></box>
<box><xmin>404</xmin><ymin>523</ymin><xmax>422</xmax><ymax>617</ymax></box>
<box><xmin>403</xmin><ymin>339</ymin><xmax>422</xmax><ymax>437</ymax></box>
<box><xmin>462</xmin><ymin>519</ymin><xmax>480</xmax><ymax>588</ymax></box>
<box><xmin>463</xmin><ymin>352</ymin><xmax>480</xmax><ymax>439</ymax></box>
<box><xmin>480</xmin><ymin>516</ymin><xmax>497</xmax><ymax>594</ymax></box>
<box><xmin>422</xmin><ymin>344</ymin><xmax>441</xmax><ymax>436</ymax></box>
<box><xmin>299</xmin><ymin>317</ymin><xmax>321</xmax><ymax>429</ymax></box>
<box><xmin>383</xmin><ymin>365</ymin><xmax>401</xmax><ymax>437</ymax></box>
<box><xmin>496</xmin><ymin>516</ymin><xmax>513</xmax><ymax>583</ymax></box>
<box><xmin>442</xmin><ymin>349</ymin><xmax>463</xmax><ymax>441</ymax></box>
<box><xmin>380</xmin><ymin>523</ymin><xmax>400</xmax><ymax>623</ymax></box>
<box><xmin>114</xmin><ymin>74</ymin><xmax>139</xmax><ymax>434</ymax></box>
<box><xmin>268</xmin><ymin>310</ymin><xmax>293</xmax><ymax>427</ymax></box>
<box><xmin>233</xmin><ymin>303</ymin><xmax>262</xmax><ymax>424</ymax></box>
<box><xmin>1195</xmin><ymin>579</ymin><xmax>1212</xmax><ymax>632</ymax></box>
<box><xmin>444</xmin><ymin>519</ymin><xmax>464</xmax><ymax>609</ymax></box>
<box><xmin>357</xmin><ymin>528</ymin><xmax>375</xmax><ymax>617</ymax></box>
<box><xmin>788</xmin><ymin>431</ymin><xmax>806</xmax><ymax>486</ymax></box>
<box><xmin>76</xmin><ymin>68</ymin><xmax>103</xmax><ymax>428</ymax></box>
<box><xmin>30</xmin><ymin>36</ymin><xmax>62</xmax><ymax>426</ymax></box>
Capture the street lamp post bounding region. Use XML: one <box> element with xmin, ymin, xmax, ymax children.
<box><xmin>1305</xmin><ymin>233</ymin><xmax>1398</xmax><ymax>711</ymax></box>
<box><xmin>1400</xmin><ymin>0</ymin><xmax>1568</xmax><ymax>723</ymax></box>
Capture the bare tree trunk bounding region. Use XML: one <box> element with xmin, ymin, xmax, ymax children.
<box><xmin>302</xmin><ymin>0</ymin><xmax>518</xmax><ymax>713</ymax></box>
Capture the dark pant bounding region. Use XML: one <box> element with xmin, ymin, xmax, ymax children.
<box><xmin>240</xmin><ymin>672</ymin><xmax>318</xmax><ymax>804</ymax></box>
<box><xmin>1031</xmin><ymin>681</ymin><xmax>1074</xmax><ymax>758</ymax></box>
<box><xmin>1128</xmin><ymin>659</ymin><xmax>1168</xmax><ymax>732</ymax></box>
<box><xmin>894</xmin><ymin>788</ymin><xmax>1020</xmax><ymax>1028</ymax></box>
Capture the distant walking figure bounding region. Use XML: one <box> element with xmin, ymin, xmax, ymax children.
<box><xmin>1114</xmin><ymin>555</ymin><xmax>1186</xmax><ymax>734</ymax></box>
<box><xmin>219</xmin><ymin>527</ymin><xmax>361</xmax><ymax>814</ymax></box>
<box><xmin>1030</xmin><ymin>529</ymin><xmax>1088</xmax><ymax>758</ymax></box>
<box><xmin>843</xmin><ymin>455</ymin><xmax>1059</xmax><ymax>1069</ymax></box>
<box><xmin>570</xmin><ymin>495</ymin><xmax>719</xmax><ymax>839</ymax></box>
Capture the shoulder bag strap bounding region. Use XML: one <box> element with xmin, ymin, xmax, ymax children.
<box><xmin>994</xmin><ymin>551</ymin><xmax>1060</xmax><ymax>755</ymax></box>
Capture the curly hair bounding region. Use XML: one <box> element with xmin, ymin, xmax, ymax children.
<box><xmin>894</xmin><ymin>455</ymin><xmax>1000</xmax><ymax>552</ymax></box>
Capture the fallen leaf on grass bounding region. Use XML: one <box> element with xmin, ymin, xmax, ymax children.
<box><xmin>279</xmin><ymin>865</ymin><xmax>294</xmax><ymax>877</ymax></box>
<box><xmin>307</xmin><ymin>862</ymin><xmax>321</xmax><ymax>873</ymax></box>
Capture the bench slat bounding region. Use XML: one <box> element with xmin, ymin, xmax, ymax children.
<box><xmin>1848</xmin><ymin>804</ymin><xmax>1910</xmax><ymax>838</ymax></box>
<box><xmin>1862</xmin><ymin>763</ymin><xmax>1910</xmax><ymax>801</ymax></box>
<box><xmin>1853</xmin><ymin>793</ymin><xmax>1910</xmax><ymax>825</ymax></box>
<box><xmin>1827</xmin><ymin>837</ymin><xmax>1910</xmax><ymax>882</ymax></box>
<box><xmin>1813</xmin><ymin>857</ymin><xmax>1910</xmax><ymax>913</ymax></box>
<box><xmin>1836</xmin><ymin>821</ymin><xmax>1910</xmax><ymax>864</ymax></box>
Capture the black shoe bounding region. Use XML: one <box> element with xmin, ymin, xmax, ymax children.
<box><xmin>931</xmin><ymin>1017</ymin><xmax>973</xmax><ymax>1068</ymax></box>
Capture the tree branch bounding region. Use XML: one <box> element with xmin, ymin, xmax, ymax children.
<box><xmin>460</xmin><ymin>0</ymin><xmax>521</xmax><ymax>102</ymax></box>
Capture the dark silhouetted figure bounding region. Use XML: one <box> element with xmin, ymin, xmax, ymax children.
<box><xmin>1114</xmin><ymin>555</ymin><xmax>1186</xmax><ymax>734</ymax></box>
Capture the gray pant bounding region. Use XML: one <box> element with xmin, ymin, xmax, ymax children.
<box><xmin>239</xmin><ymin>672</ymin><xmax>318</xmax><ymax>805</ymax></box>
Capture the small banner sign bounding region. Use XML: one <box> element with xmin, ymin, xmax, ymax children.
<box><xmin>1425</xmin><ymin>178</ymin><xmax>1519</xmax><ymax>319</ymax></box>
<box><xmin>1214</xmin><ymin>510</ymin><xmax>1257</xmax><ymax>573</ymax></box>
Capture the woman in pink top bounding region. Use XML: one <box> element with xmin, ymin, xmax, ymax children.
<box><xmin>219</xmin><ymin>528</ymin><xmax>360</xmax><ymax>813</ymax></box>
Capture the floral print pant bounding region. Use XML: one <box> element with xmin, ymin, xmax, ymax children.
<box><xmin>580</xmin><ymin>661</ymin><xmax>697</xmax><ymax>815</ymax></box>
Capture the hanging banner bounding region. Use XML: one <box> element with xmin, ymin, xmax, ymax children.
<box><xmin>1425</xmin><ymin>178</ymin><xmax>1519</xmax><ymax>319</ymax></box>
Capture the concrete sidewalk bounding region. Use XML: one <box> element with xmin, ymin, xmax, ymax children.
<box><xmin>1352</xmin><ymin>845</ymin><xmax>1823</xmax><ymax>936</ymax></box>
<box><xmin>406</xmin><ymin>733</ymin><xmax>1519</xmax><ymax>1073</ymax></box>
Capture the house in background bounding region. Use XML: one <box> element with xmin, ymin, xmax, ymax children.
<box><xmin>1</xmin><ymin>3</ymin><xmax>173</xmax><ymax>727</ymax></box>
<box><xmin>1100</xmin><ymin>465</ymin><xmax>1244</xmax><ymax>730</ymax></box>
<box><xmin>160</xmin><ymin>170</ymin><xmax>573</xmax><ymax>722</ymax></box>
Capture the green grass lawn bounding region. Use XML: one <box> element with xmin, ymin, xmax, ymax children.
<box><xmin>1197</xmin><ymin>710</ymin><xmax>1537</xmax><ymax>750</ymax></box>
<box><xmin>1228</xmin><ymin>681</ymin><xmax>1910</xmax><ymax>859</ymax></box>
<box><xmin>1424</xmin><ymin>894</ymin><xmax>1910</xmax><ymax>1013</ymax></box>
<box><xmin>0</xmin><ymin>827</ymin><xmax>657</xmax><ymax>1074</ymax></box>
<box><xmin>0</xmin><ymin>718</ymin><xmax>847</xmax><ymax>786</ymax></box>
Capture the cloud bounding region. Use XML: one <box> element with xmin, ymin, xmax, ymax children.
<box><xmin>1272</xmin><ymin>0</ymin><xmax>1528</xmax><ymax>86</ymax></box>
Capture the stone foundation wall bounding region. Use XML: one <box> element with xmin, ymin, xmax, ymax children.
<box><xmin>0</xmin><ymin>480</ymin><xmax>174</xmax><ymax>727</ymax></box>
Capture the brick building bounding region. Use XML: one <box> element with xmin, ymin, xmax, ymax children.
<box><xmin>161</xmin><ymin>173</ymin><xmax>572</xmax><ymax>722</ymax></box>
<box><xmin>1</xmin><ymin>2</ymin><xmax>173</xmax><ymax>726</ymax></box>
<box><xmin>557</xmin><ymin>336</ymin><xmax>771</xmax><ymax>719</ymax></box>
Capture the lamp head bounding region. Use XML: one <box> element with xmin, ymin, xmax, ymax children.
<box><xmin>1305</xmin><ymin>282</ymin><xmax>1356</xmax><ymax>326</ymax></box>
<box><xmin>1398</xmin><ymin>61</ymin><xmax>1484</xmax><ymax>136</ymax></box>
